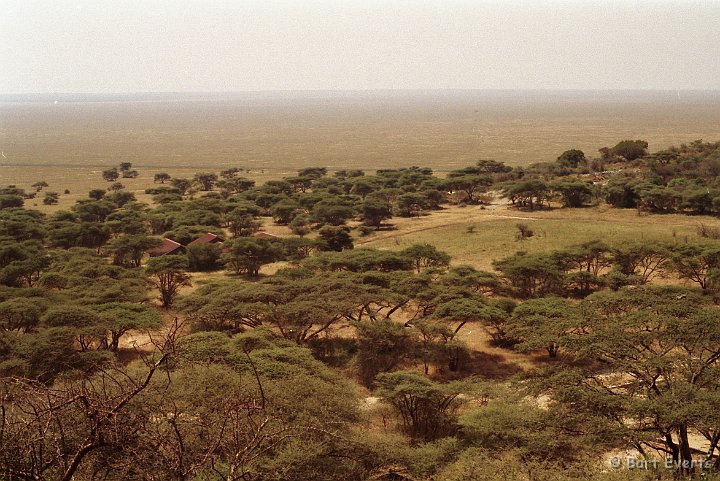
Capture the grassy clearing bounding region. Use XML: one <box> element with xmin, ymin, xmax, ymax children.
<box><xmin>361</xmin><ymin>203</ymin><xmax>720</xmax><ymax>270</ymax></box>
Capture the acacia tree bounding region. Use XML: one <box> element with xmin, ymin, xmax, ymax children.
<box><xmin>0</xmin><ymin>240</ymin><xmax>51</xmax><ymax>287</ymax></box>
<box><xmin>43</xmin><ymin>191</ymin><xmax>60</xmax><ymax>205</ymax></box>
<box><xmin>529</xmin><ymin>288</ymin><xmax>720</xmax><ymax>473</ymax></box>
<box><xmin>552</xmin><ymin>180</ymin><xmax>594</xmax><ymax>207</ymax></box>
<box><xmin>316</xmin><ymin>226</ymin><xmax>354</xmax><ymax>252</ymax></box>
<box><xmin>671</xmin><ymin>244</ymin><xmax>720</xmax><ymax>291</ymax></box>
<box><xmin>444</xmin><ymin>173</ymin><xmax>492</xmax><ymax>204</ymax></box>
<box><xmin>400</xmin><ymin>243</ymin><xmax>451</xmax><ymax>273</ymax></box>
<box><xmin>430</xmin><ymin>296</ymin><xmax>505</xmax><ymax>369</ymax></box>
<box><xmin>227</xmin><ymin>213</ymin><xmax>261</xmax><ymax>237</ymax></box>
<box><xmin>32</xmin><ymin>181</ymin><xmax>49</xmax><ymax>192</ymax></box>
<box><xmin>555</xmin><ymin>240</ymin><xmax>612</xmax><ymax>295</ymax></box>
<box><xmin>153</xmin><ymin>172</ymin><xmax>171</xmax><ymax>184</ymax></box>
<box><xmin>610</xmin><ymin>139</ymin><xmax>648</xmax><ymax>161</ymax></box>
<box><xmin>504</xmin><ymin>180</ymin><xmax>551</xmax><ymax>210</ymax></box>
<box><xmin>355</xmin><ymin>319</ymin><xmax>414</xmax><ymax>387</ymax></box>
<box><xmin>493</xmin><ymin>252</ymin><xmax>565</xmax><ymax>298</ymax></box>
<box><xmin>178</xmin><ymin>271</ymin><xmax>405</xmax><ymax>345</ymax></box>
<box><xmin>0</xmin><ymin>324</ymin><xmax>362</xmax><ymax>480</ymax></box>
<box><xmin>508</xmin><ymin>297</ymin><xmax>578</xmax><ymax>357</ymax></box>
<box><xmin>170</xmin><ymin>178</ymin><xmax>193</xmax><ymax>196</ymax></box>
<box><xmin>376</xmin><ymin>371</ymin><xmax>466</xmax><ymax>442</ymax></box>
<box><xmin>102</xmin><ymin>168</ymin><xmax>119</xmax><ymax>182</ymax></box>
<box><xmin>556</xmin><ymin>149</ymin><xmax>586</xmax><ymax>168</ymax></box>
<box><xmin>0</xmin><ymin>297</ymin><xmax>47</xmax><ymax>333</ymax></box>
<box><xmin>361</xmin><ymin>199</ymin><xmax>392</xmax><ymax>229</ymax></box>
<box><xmin>41</xmin><ymin>305</ymin><xmax>107</xmax><ymax>352</ymax></box>
<box><xmin>92</xmin><ymin>302</ymin><xmax>163</xmax><ymax>350</ymax></box>
<box><xmin>217</xmin><ymin>177</ymin><xmax>255</xmax><ymax>195</ymax></box>
<box><xmin>193</xmin><ymin>172</ymin><xmax>218</xmax><ymax>191</ymax></box>
<box><xmin>612</xmin><ymin>241</ymin><xmax>670</xmax><ymax>284</ymax></box>
<box><xmin>221</xmin><ymin>238</ymin><xmax>284</xmax><ymax>276</ymax></box>
<box><xmin>109</xmin><ymin>235</ymin><xmax>162</xmax><ymax>268</ymax></box>
<box><xmin>0</xmin><ymin>326</ymin><xmax>179</xmax><ymax>481</ymax></box>
<box><xmin>146</xmin><ymin>255</ymin><xmax>191</xmax><ymax>308</ymax></box>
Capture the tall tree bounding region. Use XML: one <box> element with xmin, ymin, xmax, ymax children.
<box><xmin>221</xmin><ymin>238</ymin><xmax>284</xmax><ymax>276</ymax></box>
<box><xmin>146</xmin><ymin>256</ymin><xmax>192</xmax><ymax>308</ymax></box>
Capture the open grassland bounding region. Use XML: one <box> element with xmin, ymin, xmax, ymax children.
<box><xmin>3</xmin><ymin>90</ymin><xmax>720</xmax><ymax>173</ymax></box>
<box><xmin>360</xmin><ymin>202</ymin><xmax>720</xmax><ymax>271</ymax></box>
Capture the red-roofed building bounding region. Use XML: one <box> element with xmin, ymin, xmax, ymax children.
<box><xmin>146</xmin><ymin>238</ymin><xmax>185</xmax><ymax>257</ymax></box>
<box><xmin>188</xmin><ymin>232</ymin><xmax>225</xmax><ymax>246</ymax></box>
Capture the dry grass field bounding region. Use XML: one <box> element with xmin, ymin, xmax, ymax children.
<box><xmin>359</xmin><ymin>202</ymin><xmax>720</xmax><ymax>271</ymax></box>
<box><xmin>3</xmin><ymin>92</ymin><xmax>720</xmax><ymax>170</ymax></box>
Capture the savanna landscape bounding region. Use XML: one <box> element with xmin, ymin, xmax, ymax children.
<box><xmin>2</xmin><ymin>90</ymin><xmax>720</xmax><ymax>480</ymax></box>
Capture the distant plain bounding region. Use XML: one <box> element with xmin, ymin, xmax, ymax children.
<box><xmin>2</xmin><ymin>90</ymin><xmax>720</xmax><ymax>211</ymax></box>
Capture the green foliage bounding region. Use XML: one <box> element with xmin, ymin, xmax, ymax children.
<box><xmin>41</xmin><ymin>304</ymin><xmax>106</xmax><ymax>351</ymax></box>
<box><xmin>556</xmin><ymin>149</ymin><xmax>587</xmax><ymax>168</ymax></box>
<box><xmin>316</xmin><ymin>225</ymin><xmax>354</xmax><ymax>251</ymax></box>
<box><xmin>170</xmin><ymin>177</ymin><xmax>193</xmax><ymax>195</ymax></box>
<box><xmin>153</xmin><ymin>172</ymin><xmax>171</xmax><ymax>183</ymax></box>
<box><xmin>355</xmin><ymin>319</ymin><xmax>413</xmax><ymax>387</ymax></box>
<box><xmin>525</xmin><ymin>287</ymin><xmax>720</xmax><ymax>469</ymax></box>
<box><xmin>106</xmin><ymin>207</ymin><xmax>148</xmax><ymax>235</ymax></box>
<box><xmin>552</xmin><ymin>179</ymin><xmax>594</xmax><ymax>207</ymax></box>
<box><xmin>304</xmin><ymin>249</ymin><xmax>413</xmax><ymax>272</ymax></box>
<box><xmin>0</xmin><ymin>194</ymin><xmax>25</xmax><ymax>209</ymax></box>
<box><xmin>109</xmin><ymin>235</ymin><xmax>162</xmax><ymax>268</ymax></box>
<box><xmin>162</xmin><ymin>225</ymin><xmax>219</xmax><ymax>245</ymax></box>
<box><xmin>311</xmin><ymin>197</ymin><xmax>354</xmax><ymax>225</ymax></box>
<box><xmin>289</xmin><ymin>213</ymin><xmax>312</xmax><ymax>236</ymax></box>
<box><xmin>269</xmin><ymin>199</ymin><xmax>301</xmax><ymax>225</ymax></box>
<box><xmin>0</xmin><ymin>296</ymin><xmax>48</xmax><ymax>332</ymax></box>
<box><xmin>42</xmin><ymin>191</ymin><xmax>60</xmax><ymax>205</ymax></box>
<box><xmin>376</xmin><ymin>371</ymin><xmax>466</xmax><ymax>441</ymax></box>
<box><xmin>610</xmin><ymin>139</ymin><xmax>649</xmax><ymax>161</ymax></box>
<box><xmin>227</xmin><ymin>213</ymin><xmax>261</xmax><ymax>237</ymax></box>
<box><xmin>91</xmin><ymin>302</ymin><xmax>162</xmax><ymax>350</ymax></box>
<box><xmin>146</xmin><ymin>255</ymin><xmax>191</xmax><ymax>307</ymax></box>
<box><xmin>0</xmin><ymin>208</ymin><xmax>46</xmax><ymax>241</ymax></box>
<box><xmin>604</xmin><ymin>176</ymin><xmax>639</xmax><ymax>208</ymax></box>
<box><xmin>504</xmin><ymin>179</ymin><xmax>551</xmax><ymax>210</ymax></box>
<box><xmin>508</xmin><ymin>297</ymin><xmax>576</xmax><ymax>357</ymax></box>
<box><xmin>105</xmin><ymin>190</ymin><xmax>136</xmax><ymax>207</ymax></box>
<box><xmin>0</xmin><ymin>239</ymin><xmax>51</xmax><ymax>287</ymax></box>
<box><xmin>221</xmin><ymin>237</ymin><xmax>284</xmax><ymax>276</ymax></box>
<box><xmin>101</xmin><ymin>168</ymin><xmax>119</xmax><ymax>182</ymax></box>
<box><xmin>187</xmin><ymin>242</ymin><xmax>221</xmax><ymax>271</ymax></box>
<box><xmin>671</xmin><ymin>243</ymin><xmax>720</xmax><ymax>290</ymax></box>
<box><xmin>400</xmin><ymin>243</ymin><xmax>451</xmax><ymax>273</ymax></box>
<box><xmin>612</xmin><ymin>241</ymin><xmax>670</xmax><ymax>284</ymax></box>
<box><xmin>493</xmin><ymin>251</ymin><xmax>565</xmax><ymax>298</ymax></box>
<box><xmin>72</xmin><ymin>199</ymin><xmax>116</xmax><ymax>222</ymax></box>
<box><xmin>361</xmin><ymin>198</ymin><xmax>393</xmax><ymax>228</ymax></box>
<box><xmin>193</xmin><ymin>172</ymin><xmax>218</xmax><ymax>191</ymax></box>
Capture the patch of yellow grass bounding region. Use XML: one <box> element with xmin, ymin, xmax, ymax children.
<box><xmin>361</xmin><ymin>203</ymin><xmax>718</xmax><ymax>270</ymax></box>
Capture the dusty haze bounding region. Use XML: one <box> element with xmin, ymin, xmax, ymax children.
<box><xmin>2</xmin><ymin>0</ymin><xmax>720</xmax><ymax>93</ymax></box>
<box><xmin>2</xmin><ymin>90</ymin><xmax>720</xmax><ymax>172</ymax></box>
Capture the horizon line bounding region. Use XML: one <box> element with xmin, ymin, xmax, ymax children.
<box><xmin>2</xmin><ymin>88</ymin><xmax>720</xmax><ymax>97</ymax></box>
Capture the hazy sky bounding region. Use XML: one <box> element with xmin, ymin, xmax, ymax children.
<box><xmin>2</xmin><ymin>0</ymin><xmax>719</xmax><ymax>93</ymax></box>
